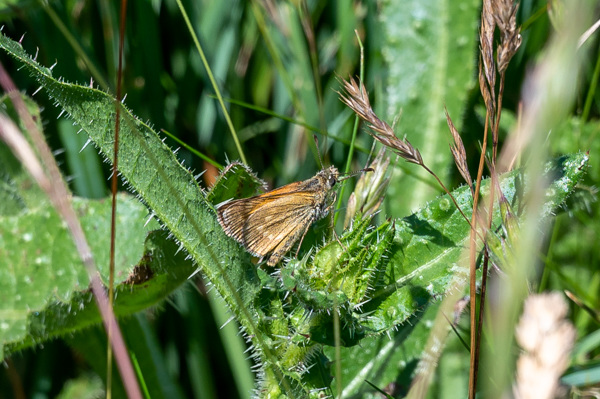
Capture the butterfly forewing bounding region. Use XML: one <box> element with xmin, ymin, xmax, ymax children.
<box><xmin>242</xmin><ymin>194</ymin><xmax>316</xmax><ymax>262</ymax></box>
<box><xmin>219</xmin><ymin>192</ymin><xmax>315</xmax><ymax>249</ymax></box>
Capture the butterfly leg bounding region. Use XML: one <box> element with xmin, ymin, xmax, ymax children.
<box><xmin>293</xmin><ymin>224</ymin><xmax>312</xmax><ymax>260</ymax></box>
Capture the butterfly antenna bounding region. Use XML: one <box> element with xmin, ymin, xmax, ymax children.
<box><xmin>338</xmin><ymin>167</ymin><xmax>373</xmax><ymax>182</ymax></box>
<box><xmin>313</xmin><ymin>134</ymin><xmax>325</xmax><ymax>170</ymax></box>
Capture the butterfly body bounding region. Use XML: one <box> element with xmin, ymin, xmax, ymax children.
<box><xmin>217</xmin><ymin>166</ymin><xmax>339</xmax><ymax>266</ymax></box>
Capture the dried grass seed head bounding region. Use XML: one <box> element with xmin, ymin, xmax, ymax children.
<box><xmin>445</xmin><ymin>108</ymin><xmax>473</xmax><ymax>191</ymax></box>
<box><xmin>493</xmin><ymin>0</ymin><xmax>522</xmax><ymax>73</ymax></box>
<box><xmin>338</xmin><ymin>77</ymin><xmax>423</xmax><ymax>166</ymax></box>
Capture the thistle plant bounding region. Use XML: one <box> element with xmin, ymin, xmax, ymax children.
<box><xmin>0</xmin><ymin>1</ymin><xmax>596</xmax><ymax>398</ymax></box>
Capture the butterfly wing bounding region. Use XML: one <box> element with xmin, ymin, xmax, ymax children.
<box><xmin>216</xmin><ymin>180</ymin><xmax>305</xmax><ymax>242</ymax></box>
<box><xmin>242</xmin><ymin>193</ymin><xmax>316</xmax><ymax>263</ymax></box>
<box><xmin>217</xmin><ymin>187</ymin><xmax>318</xmax><ymax>264</ymax></box>
<box><xmin>217</xmin><ymin>197</ymin><xmax>260</xmax><ymax>244</ymax></box>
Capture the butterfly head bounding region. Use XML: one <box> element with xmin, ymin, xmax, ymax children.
<box><xmin>317</xmin><ymin>166</ymin><xmax>339</xmax><ymax>190</ymax></box>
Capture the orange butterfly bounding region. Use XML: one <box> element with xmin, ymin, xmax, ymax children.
<box><xmin>217</xmin><ymin>166</ymin><xmax>340</xmax><ymax>266</ymax></box>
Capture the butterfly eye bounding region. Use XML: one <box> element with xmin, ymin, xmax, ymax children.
<box><xmin>329</xmin><ymin>176</ymin><xmax>337</xmax><ymax>187</ymax></box>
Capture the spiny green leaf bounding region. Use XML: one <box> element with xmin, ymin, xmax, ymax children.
<box><xmin>366</xmin><ymin>153</ymin><xmax>588</xmax><ymax>332</ymax></box>
<box><xmin>325</xmin><ymin>302</ymin><xmax>440</xmax><ymax>398</ymax></box>
<box><xmin>325</xmin><ymin>153</ymin><xmax>589</xmax><ymax>397</ymax></box>
<box><xmin>0</xmin><ymin>93</ymin><xmax>47</xmax><ymax>214</ymax></box>
<box><xmin>206</xmin><ymin>161</ymin><xmax>267</xmax><ymax>205</ymax></box>
<box><xmin>0</xmin><ymin>31</ymin><xmax>263</xmax><ymax>328</ymax></box>
<box><xmin>0</xmin><ymin>90</ymin><xmax>201</xmax><ymax>358</ymax></box>
<box><xmin>0</xmin><ymin>193</ymin><xmax>159</xmax><ymax>357</ymax></box>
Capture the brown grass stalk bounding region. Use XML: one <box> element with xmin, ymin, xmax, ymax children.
<box><xmin>470</xmin><ymin>2</ymin><xmax>522</xmax><ymax>397</ymax></box>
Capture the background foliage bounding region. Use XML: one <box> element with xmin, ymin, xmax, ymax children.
<box><xmin>0</xmin><ymin>0</ymin><xmax>599</xmax><ymax>398</ymax></box>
